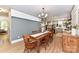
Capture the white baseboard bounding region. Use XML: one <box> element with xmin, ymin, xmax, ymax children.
<box><xmin>11</xmin><ymin>38</ymin><xmax>23</xmax><ymax>44</ymax></box>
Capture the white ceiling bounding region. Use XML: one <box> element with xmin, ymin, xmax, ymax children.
<box><xmin>6</xmin><ymin>5</ymin><xmax>73</xmax><ymax>18</ymax></box>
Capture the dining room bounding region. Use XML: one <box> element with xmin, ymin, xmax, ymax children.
<box><xmin>0</xmin><ymin>5</ymin><xmax>79</xmax><ymax>53</ymax></box>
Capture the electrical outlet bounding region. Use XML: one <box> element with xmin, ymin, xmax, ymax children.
<box><xmin>17</xmin><ymin>36</ymin><xmax>20</xmax><ymax>39</ymax></box>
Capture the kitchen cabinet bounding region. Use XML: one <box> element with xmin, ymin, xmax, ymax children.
<box><xmin>62</xmin><ymin>33</ymin><xmax>78</xmax><ymax>52</ymax></box>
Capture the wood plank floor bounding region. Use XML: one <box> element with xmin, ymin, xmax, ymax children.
<box><xmin>0</xmin><ymin>33</ymin><xmax>63</xmax><ymax>53</ymax></box>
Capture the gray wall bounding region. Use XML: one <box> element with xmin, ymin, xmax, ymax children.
<box><xmin>10</xmin><ymin>17</ymin><xmax>40</xmax><ymax>41</ymax></box>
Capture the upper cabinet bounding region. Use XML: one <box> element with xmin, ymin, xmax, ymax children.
<box><xmin>71</xmin><ymin>5</ymin><xmax>79</xmax><ymax>26</ymax></box>
<box><xmin>71</xmin><ymin>5</ymin><xmax>79</xmax><ymax>36</ymax></box>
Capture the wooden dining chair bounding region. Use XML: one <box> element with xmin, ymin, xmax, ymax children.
<box><xmin>40</xmin><ymin>33</ymin><xmax>49</xmax><ymax>51</ymax></box>
<box><xmin>49</xmin><ymin>32</ymin><xmax>53</xmax><ymax>43</ymax></box>
<box><xmin>23</xmin><ymin>35</ymin><xmax>38</xmax><ymax>53</ymax></box>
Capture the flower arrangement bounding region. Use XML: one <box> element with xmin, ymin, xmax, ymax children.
<box><xmin>73</xmin><ymin>24</ymin><xmax>79</xmax><ymax>29</ymax></box>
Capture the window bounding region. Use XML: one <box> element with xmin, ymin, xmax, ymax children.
<box><xmin>0</xmin><ymin>20</ymin><xmax>8</xmax><ymax>31</ymax></box>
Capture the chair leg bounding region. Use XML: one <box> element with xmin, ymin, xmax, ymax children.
<box><xmin>45</xmin><ymin>43</ymin><xmax>47</xmax><ymax>52</ymax></box>
<box><xmin>26</xmin><ymin>49</ymin><xmax>31</xmax><ymax>53</ymax></box>
<box><xmin>24</xmin><ymin>48</ymin><xmax>26</xmax><ymax>53</ymax></box>
<box><xmin>28</xmin><ymin>49</ymin><xmax>31</xmax><ymax>53</ymax></box>
<box><xmin>45</xmin><ymin>46</ymin><xmax>46</xmax><ymax>51</ymax></box>
<box><xmin>49</xmin><ymin>37</ymin><xmax>53</xmax><ymax>43</ymax></box>
<box><xmin>24</xmin><ymin>48</ymin><xmax>30</xmax><ymax>53</ymax></box>
<box><xmin>36</xmin><ymin>47</ymin><xmax>40</xmax><ymax>53</ymax></box>
<box><xmin>47</xmin><ymin>42</ymin><xmax>49</xmax><ymax>46</ymax></box>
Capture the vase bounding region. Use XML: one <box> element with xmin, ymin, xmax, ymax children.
<box><xmin>72</xmin><ymin>28</ymin><xmax>76</xmax><ymax>36</ymax></box>
<box><xmin>76</xmin><ymin>29</ymin><xmax>79</xmax><ymax>36</ymax></box>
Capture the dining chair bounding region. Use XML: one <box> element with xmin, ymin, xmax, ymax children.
<box><xmin>23</xmin><ymin>35</ymin><xmax>38</xmax><ymax>53</ymax></box>
<box><xmin>49</xmin><ymin>32</ymin><xmax>53</xmax><ymax>43</ymax></box>
<box><xmin>40</xmin><ymin>33</ymin><xmax>49</xmax><ymax>51</ymax></box>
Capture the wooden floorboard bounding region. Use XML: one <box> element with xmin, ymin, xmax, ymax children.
<box><xmin>0</xmin><ymin>33</ymin><xmax>63</xmax><ymax>53</ymax></box>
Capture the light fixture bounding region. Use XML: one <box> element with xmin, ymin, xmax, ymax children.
<box><xmin>38</xmin><ymin>8</ymin><xmax>48</xmax><ymax>19</ymax></box>
<box><xmin>0</xmin><ymin>8</ymin><xmax>8</xmax><ymax>13</ymax></box>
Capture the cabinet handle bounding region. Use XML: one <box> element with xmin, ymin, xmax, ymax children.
<box><xmin>70</xmin><ymin>40</ymin><xmax>73</xmax><ymax>42</ymax></box>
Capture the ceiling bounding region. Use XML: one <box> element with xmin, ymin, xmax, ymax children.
<box><xmin>6</xmin><ymin>5</ymin><xmax>73</xmax><ymax>19</ymax></box>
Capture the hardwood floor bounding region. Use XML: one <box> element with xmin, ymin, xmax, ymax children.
<box><xmin>0</xmin><ymin>33</ymin><xmax>63</xmax><ymax>53</ymax></box>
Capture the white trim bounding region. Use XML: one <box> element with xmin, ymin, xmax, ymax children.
<box><xmin>11</xmin><ymin>38</ymin><xmax>23</xmax><ymax>44</ymax></box>
<box><xmin>11</xmin><ymin>9</ymin><xmax>41</xmax><ymax>22</ymax></box>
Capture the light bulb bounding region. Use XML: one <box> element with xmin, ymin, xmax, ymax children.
<box><xmin>38</xmin><ymin>14</ymin><xmax>41</xmax><ymax>17</ymax></box>
<box><xmin>45</xmin><ymin>14</ymin><xmax>48</xmax><ymax>18</ymax></box>
<box><xmin>41</xmin><ymin>13</ymin><xmax>44</xmax><ymax>16</ymax></box>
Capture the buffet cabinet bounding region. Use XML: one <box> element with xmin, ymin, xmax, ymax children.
<box><xmin>62</xmin><ymin>33</ymin><xmax>79</xmax><ymax>53</ymax></box>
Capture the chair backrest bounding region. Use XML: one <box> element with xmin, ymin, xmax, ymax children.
<box><xmin>23</xmin><ymin>35</ymin><xmax>30</xmax><ymax>43</ymax></box>
<box><xmin>42</xmin><ymin>33</ymin><xmax>49</xmax><ymax>42</ymax></box>
<box><xmin>23</xmin><ymin>35</ymin><xmax>37</xmax><ymax>42</ymax></box>
<box><xmin>23</xmin><ymin>35</ymin><xmax>37</xmax><ymax>49</ymax></box>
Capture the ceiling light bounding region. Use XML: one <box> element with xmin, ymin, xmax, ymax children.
<box><xmin>38</xmin><ymin>8</ymin><xmax>48</xmax><ymax>18</ymax></box>
<box><xmin>0</xmin><ymin>8</ymin><xmax>8</xmax><ymax>13</ymax></box>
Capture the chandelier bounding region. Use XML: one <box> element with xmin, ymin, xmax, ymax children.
<box><xmin>38</xmin><ymin>8</ymin><xmax>48</xmax><ymax>19</ymax></box>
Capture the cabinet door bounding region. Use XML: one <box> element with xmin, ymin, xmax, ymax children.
<box><xmin>63</xmin><ymin>36</ymin><xmax>71</xmax><ymax>52</ymax></box>
<box><xmin>63</xmin><ymin>34</ymin><xmax>78</xmax><ymax>52</ymax></box>
<box><xmin>71</xmin><ymin>6</ymin><xmax>78</xmax><ymax>26</ymax></box>
<box><xmin>70</xmin><ymin>37</ymin><xmax>78</xmax><ymax>52</ymax></box>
